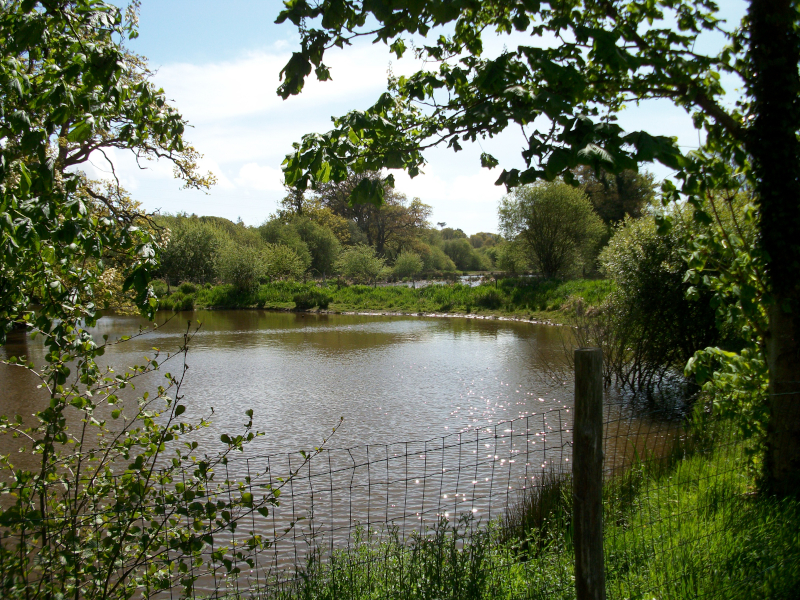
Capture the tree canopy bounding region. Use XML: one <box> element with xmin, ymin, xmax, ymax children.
<box><xmin>499</xmin><ymin>181</ymin><xmax>604</xmax><ymax>279</ymax></box>
<box><xmin>0</xmin><ymin>0</ymin><xmax>212</xmax><ymax>342</ymax></box>
<box><xmin>276</xmin><ymin>0</ymin><xmax>800</xmax><ymax>494</ymax></box>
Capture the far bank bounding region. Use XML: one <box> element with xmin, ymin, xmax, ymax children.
<box><xmin>153</xmin><ymin>277</ymin><xmax>612</xmax><ymax>324</ymax></box>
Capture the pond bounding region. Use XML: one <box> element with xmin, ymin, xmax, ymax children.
<box><xmin>0</xmin><ymin>310</ymin><xmax>574</xmax><ymax>456</ymax></box>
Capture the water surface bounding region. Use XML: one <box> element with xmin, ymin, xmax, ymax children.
<box><xmin>0</xmin><ymin>310</ymin><xmax>573</xmax><ymax>456</ymax></box>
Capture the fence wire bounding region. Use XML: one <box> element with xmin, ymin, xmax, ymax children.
<box><xmin>4</xmin><ymin>403</ymin><xmax>797</xmax><ymax>600</ymax></box>
<box><xmin>189</xmin><ymin>410</ymin><xmax>574</xmax><ymax>599</ymax></box>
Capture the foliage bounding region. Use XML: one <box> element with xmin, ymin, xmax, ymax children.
<box><xmin>469</xmin><ymin>232</ymin><xmax>502</xmax><ymax>249</ymax></box>
<box><xmin>335</xmin><ymin>244</ymin><xmax>386</xmax><ymax>284</ymax></box>
<box><xmin>574</xmin><ymin>166</ymin><xmax>656</xmax><ymax>226</ymax></box>
<box><xmin>258</xmin><ymin>218</ymin><xmax>313</xmax><ymax>272</ymax></box>
<box><xmin>0</xmin><ymin>0</ymin><xmax>217</xmax><ymax>342</ymax></box>
<box><xmin>419</xmin><ymin>244</ymin><xmax>457</xmax><ymax>273</ymax></box>
<box><xmin>293</xmin><ymin>289</ymin><xmax>332</xmax><ymax>310</ymax></box>
<box><xmin>158</xmin><ymin>217</ymin><xmax>226</xmax><ymax>286</ymax></box>
<box><xmin>598</xmin><ymin>210</ymin><xmax>728</xmax><ymax>391</ymax></box>
<box><xmin>216</xmin><ymin>243</ymin><xmax>265</xmax><ymax>293</ymax></box>
<box><xmin>312</xmin><ymin>171</ymin><xmax>432</xmax><ymax>256</ymax></box>
<box><xmin>0</xmin><ymin>326</ymin><xmax>333</xmax><ymax>600</ymax></box>
<box><xmin>0</xmin><ymin>4</ymin><xmax>314</xmax><ymax>597</ymax></box>
<box><xmin>275</xmin><ymin>0</ymin><xmax>800</xmax><ymax>493</ymax></box>
<box><xmin>443</xmin><ymin>238</ymin><xmax>491</xmax><ymax>271</ymax></box>
<box><xmin>499</xmin><ymin>182</ymin><xmax>604</xmax><ymax>279</ymax></box>
<box><xmin>392</xmin><ymin>249</ymin><xmax>423</xmax><ymax>279</ymax></box>
<box><xmin>681</xmin><ymin>192</ymin><xmax>769</xmax><ymax>456</ymax></box>
<box><xmin>291</xmin><ymin>215</ymin><xmax>341</xmax><ymax>277</ymax></box>
<box><xmin>264</xmin><ymin>242</ymin><xmax>308</xmax><ymax>282</ymax></box>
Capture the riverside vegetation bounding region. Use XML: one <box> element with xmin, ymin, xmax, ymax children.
<box><xmin>154</xmin><ymin>277</ymin><xmax>613</xmax><ymax>320</ymax></box>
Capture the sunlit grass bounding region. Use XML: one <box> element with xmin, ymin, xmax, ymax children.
<box><xmin>156</xmin><ymin>278</ymin><xmax>615</xmax><ymax>319</ymax></box>
<box><xmin>260</xmin><ymin>425</ymin><xmax>799</xmax><ymax>600</ymax></box>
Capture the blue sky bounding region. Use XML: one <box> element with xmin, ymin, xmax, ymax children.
<box><xmin>92</xmin><ymin>1</ymin><xmax>746</xmax><ymax>235</ymax></box>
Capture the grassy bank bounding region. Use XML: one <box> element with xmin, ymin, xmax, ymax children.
<box><xmin>156</xmin><ymin>278</ymin><xmax>613</xmax><ymax>321</ymax></box>
<box><xmin>265</xmin><ymin>423</ymin><xmax>799</xmax><ymax>600</ymax></box>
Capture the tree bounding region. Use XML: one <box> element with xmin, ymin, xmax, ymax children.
<box><xmin>291</xmin><ymin>216</ymin><xmax>342</xmax><ymax>279</ymax></box>
<box><xmin>313</xmin><ymin>171</ymin><xmax>432</xmax><ymax>255</ymax></box>
<box><xmin>264</xmin><ymin>242</ymin><xmax>307</xmax><ymax>281</ymax></box>
<box><xmin>393</xmin><ymin>249</ymin><xmax>423</xmax><ymax>283</ymax></box>
<box><xmin>574</xmin><ymin>166</ymin><xmax>656</xmax><ymax>226</ymax></box>
<box><xmin>158</xmin><ymin>217</ymin><xmax>225</xmax><ymax>288</ymax></box>
<box><xmin>277</xmin><ymin>0</ymin><xmax>800</xmax><ymax>495</ymax></box>
<box><xmin>335</xmin><ymin>244</ymin><xmax>386</xmax><ymax>284</ymax></box>
<box><xmin>0</xmin><ymin>2</ymin><xmax>315</xmax><ymax>598</ymax></box>
<box><xmin>499</xmin><ymin>182</ymin><xmax>604</xmax><ymax>279</ymax></box>
<box><xmin>0</xmin><ymin>0</ymin><xmax>213</xmax><ymax>339</ymax></box>
<box><xmin>442</xmin><ymin>237</ymin><xmax>489</xmax><ymax>271</ymax></box>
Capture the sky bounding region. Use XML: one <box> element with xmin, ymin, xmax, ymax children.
<box><xmin>90</xmin><ymin>1</ymin><xmax>747</xmax><ymax>235</ymax></box>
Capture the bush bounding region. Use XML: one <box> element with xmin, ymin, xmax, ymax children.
<box><xmin>217</xmin><ymin>243</ymin><xmax>265</xmax><ymax>293</ymax></box>
<box><xmin>335</xmin><ymin>244</ymin><xmax>386</xmax><ymax>284</ymax></box>
<box><xmin>151</xmin><ymin>279</ymin><xmax>168</xmax><ymax>297</ymax></box>
<box><xmin>393</xmin><ymin>249</ymin><xmax>424</xmax><ymax>279</ymax></box>
<box><xmin>293</xmin><ymin>289</ymin><xmax>332</xmax><ymax>310</ymax></box>
<box><xmin>159</xmin><ymin>292</ymin><xmax>195</xmax><ymax>311</ymax></box>
<box><xmin>179</xmin><ymin>281</ymin><xmax>197</xmax><ymax>294</ymax></box>
<box><xmin>474</xmin><ymin>288</ymin><xmax>503</xmax><ymax>309</ymax></box>
<box><xmin>598</xmin><ymin>211</ymin><xmax>726</xmax><ymax>391</ymax></box>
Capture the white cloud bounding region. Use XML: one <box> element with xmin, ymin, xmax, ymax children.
<box><xmin>394</xmin><ymin>164</ymin><xmax>505</xmax><ymax>235</ymax></box>
<box><xmin>235</xmin><ymin>162</ymin><xmax>285</xmax><ymax>192</ymax></box>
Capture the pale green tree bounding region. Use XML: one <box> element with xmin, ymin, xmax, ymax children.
<box><xmin>335</xmin><ymin>244</ymin><xmax>386</xmax><ymax>285</ymax></box>
<box><xmin>393</xmin><ymin>249</ymin><xmax>423</xmax><ymax>283</ymax></box>
<box><xmin>499</xmin><ymin>182</ymin><xmax>604</xmax><ymax>279</ymax></box>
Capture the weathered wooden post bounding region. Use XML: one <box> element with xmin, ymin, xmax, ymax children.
<box><xmin>573</xmin><ymin>347</ymin><xmax>605</xmax><ymax>600</ymax></box>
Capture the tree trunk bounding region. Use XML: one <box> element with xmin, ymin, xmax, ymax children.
<box><xmin>749</xmin><ymin>0</ymin><xmax>800</xmax><ymax>496</ymax></box>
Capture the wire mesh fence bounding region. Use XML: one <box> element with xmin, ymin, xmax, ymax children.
<box><xmin>2</xmin><ymin>401</ymin><xmax>795</xmax><ymax>600</ymax></box>
<box><xmin>187</xmin><ymin>409</ymin><xmax>575</xmax><ymax>599</ymax></box>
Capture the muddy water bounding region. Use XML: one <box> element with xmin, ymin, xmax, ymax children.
<box><xmin>0</xmin><ymin>310</ymin><xmax>680</xmax><ymax>590</ymax></box>
<box><xmin>0</xmin><ymin>310</ymin><xmax>576</xmax><ymax>456</ymax></box>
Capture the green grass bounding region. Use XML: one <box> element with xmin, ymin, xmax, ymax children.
<box><xmin>260</xmin><ymin>422</ymin><xmax>799</xmax><ymax>600</ymax></box>
<box><xmin>156</xmin><ymin>278</ymin><xmax>615</xmax><ymax>320</ymax></box>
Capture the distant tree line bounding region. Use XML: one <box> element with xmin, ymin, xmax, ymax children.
<box><xmin>156</xmin><ymin>167</ymin><xmax>657</xmax><ymax>292</ymax></box>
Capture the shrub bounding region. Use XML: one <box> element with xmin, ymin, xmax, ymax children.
<box><xmin>179</xmin><ymin>281</ymin><xmax>197</xmax><ymax>294</ymax></box>
<box><xmin>151</xmin><ymin>279</ymin><xmax>168</xmax><ymax>297</ymax></box>
<box><xmin>293</xmin><ymin>289</ymin><xmax>332</xmax><ymax>310</ymax></box>
<box><xmin>474</xmin><ymin>288</ymin><xmax>503</xmax><ymax>310</ymax></box>
<box><xmin>335</xmin><ymin>244</ymin><xmax>386</xmax><ymax>284</ymax></box>
<box><xmin>393</xmin><ymin>249</ymin><xmax>424</xmax><ymax>279</ymax></box>
<box><xmin>217</xmin><ymin>243</ymin><xmax>266</xmax><ymax>293</ymax></box>
<box><xmin>598</xmin><ymin>211</ymin><xmax>726</xmax><ymax>391</ymax></box>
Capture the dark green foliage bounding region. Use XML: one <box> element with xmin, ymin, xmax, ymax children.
<box><xmin>600</xmin><ymin>212</ymin><xmax>732</xmax><ymax>391</ymax></box>
<box><xmin>179</xmin><ymin>282</ymin><xmax>198</xmax><ymax>295</ymax></box>
<box><xmin>293</xmin><ymin>290</ymin><xmax>332</xmax><ymax>310</ymax></box>
<box><xmin>159</xmin><ymin>292</ymin><xmax>195</xmax><ymax>312</ymax></box>
<box><xmin>473</xmin><ymin>288</ymin><xmax>502</xmax><ymax>310</ymax></box>
<box><xmin>574</xmin><ymin>166</ymin><xmax>656</xmax><ymax>226</ymax></box>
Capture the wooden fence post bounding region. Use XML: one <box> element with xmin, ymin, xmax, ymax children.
<box><xmin>573</xmin><ymin>347</ymin><xmax>605</xmax><ymax>600</ymax></box>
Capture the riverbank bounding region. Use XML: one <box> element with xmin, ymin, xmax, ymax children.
<box><xmin>269</xmin><ymin>420</ymin><xmax>800</xmax><ymax>600</ymax></box>
<box><xmin>156</xmin><ymin>278</ymin><xmax>613</xmax><ymax>324</ymax></box>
